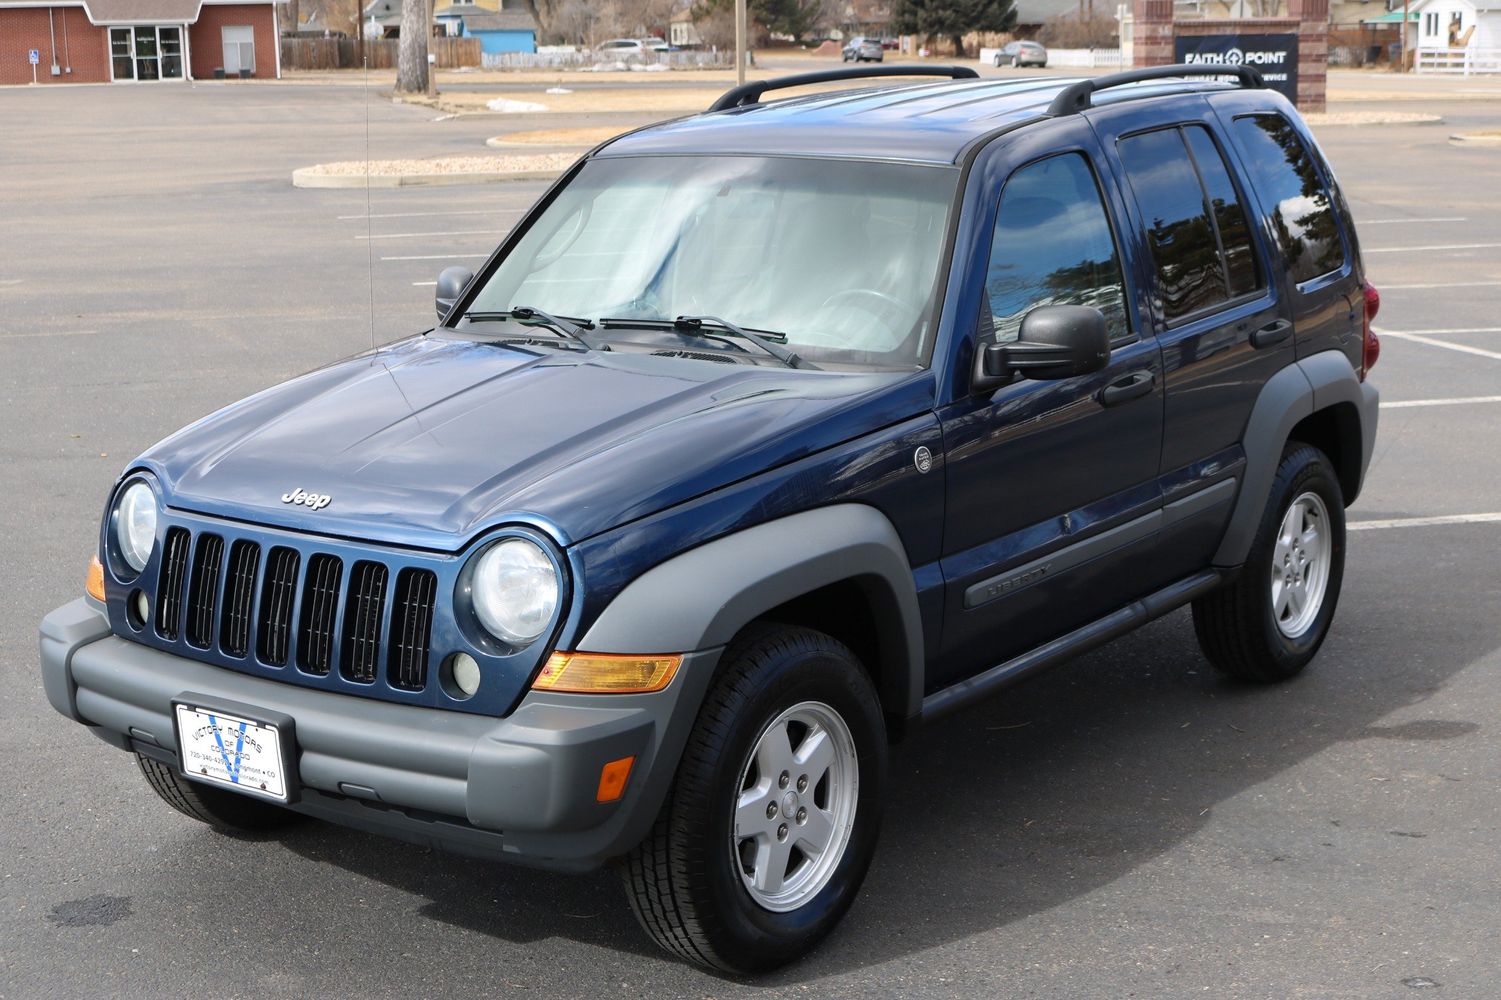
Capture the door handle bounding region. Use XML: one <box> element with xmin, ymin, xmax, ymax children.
<box><xmin>1251</xmin><ymin>318</ymin><xmax>1294</xmax><ymax>349</ymax></box>
<box><xmin>1099</xmin><ymin>370</ymin><xmax>1154</xmax><ymax>406</ymax></box>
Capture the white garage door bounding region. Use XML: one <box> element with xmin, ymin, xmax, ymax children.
<box><xmin>222</xmin><ymin>25</ymin><xmax>254</xmax><ymax>75</ymax></box>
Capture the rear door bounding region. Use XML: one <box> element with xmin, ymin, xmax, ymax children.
<box><xmin>933</xmin><ymin>118</ymin><xmax>1164</xmax><ymax>691</ymax></box>
<box><xmin>1088</xmin><ymin>95</ymin><xmax>1290</xmax><ymax>580</ymax></box>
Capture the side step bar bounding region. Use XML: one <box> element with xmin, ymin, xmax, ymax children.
<box><xmin>921</xmin><ymin>568</ymin><xmax>1227</xmax><ymax>722</ymax></box>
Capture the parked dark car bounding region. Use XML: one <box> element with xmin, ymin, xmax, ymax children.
<box><xmin>42</xmin><ymin>63</ymin><xmax>1380</xmax><ymax>975</ymax></box>
<box><xmin>842</xmin><ymin>35</ymin><xmax>884</xmax><ymax>61</ymax></box>
<box><xmin>995</xmin><ymin>39</ymin><xmax>1048</xmax><ymax>67</ymax></box>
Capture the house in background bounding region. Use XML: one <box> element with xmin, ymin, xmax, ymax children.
<box><xmin>0</xmin><ymin>0</ymin><xmax>284</xmax><ymax>84</ymax></box>
<box><xmin>438</xmin><ymin>0</ymin><xmax>535</xmax><ymax>52</ymax></box>
<box><xmin>668</xmin><ymin>7</ymin><xmax>701</xmax><ymax>47</ymax></box>
<box><xmin>1408</xmin><ymin>0</ymin><xmax>1500</xmax><ymax>47</ymax></box>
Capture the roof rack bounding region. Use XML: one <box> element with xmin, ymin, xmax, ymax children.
<box><xmin>1046</xmin><ymin>63</ymin><xmax>1264</xmax><ymax>116</ymax></box>
<box><xmin>707</xmin><ymin>64</ymin><xmax>980</xmax><ymax>113</ymax></box>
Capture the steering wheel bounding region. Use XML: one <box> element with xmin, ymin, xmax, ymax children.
<box><xmin>819</xmin><ymin>288</ymin><xmax>913</xmax><ymax>342</ymax></box>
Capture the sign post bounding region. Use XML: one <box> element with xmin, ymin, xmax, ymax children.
<box><xmin>1174</xmin><ymin>34</ymin><xmax>1299</xmax><ymax>105</ymax></box>
<box><xmin>29</xmin><ymin>48</ymin><xmax>40</xmax><ymax>85</ymax></box>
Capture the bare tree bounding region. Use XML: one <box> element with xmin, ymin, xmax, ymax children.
<box><xmin>396</xmin><ymin>0</ymin><xmax>429</xmax><ymax>92</ymax></box>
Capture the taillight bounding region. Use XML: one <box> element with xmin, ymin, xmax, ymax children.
<box><xmin>1360</xmin><ymin>280</ymin><xmax>1381</xmax><ymax>381</ymax></box>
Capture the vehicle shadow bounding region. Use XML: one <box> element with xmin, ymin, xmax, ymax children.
<box><xmin>260</xmin><ymin>542</ymin><xmax>1494</xmax><ymax>984</ymax></box>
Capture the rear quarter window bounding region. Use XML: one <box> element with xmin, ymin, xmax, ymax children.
<box><xmin>1229</xmin><ymin>114</ymin><xmax>1347</xmax><ymax>285</ymax></box>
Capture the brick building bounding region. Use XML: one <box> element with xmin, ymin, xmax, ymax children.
<box><xmin>1</xmin><ymin>0</ymin><xmax>285</xmax><ymax>85</ymax></box>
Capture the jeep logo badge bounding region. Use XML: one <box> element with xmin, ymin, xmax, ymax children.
<box><xmin>282</xmin><ymin>488</ymin><xmax>332</xmax><ymax>511</ymax></box>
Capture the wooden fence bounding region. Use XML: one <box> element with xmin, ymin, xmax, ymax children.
<box><xmin>280</xmin><ymin>37</ymin><xmax>482</xmax><ymax>71</ymax></box>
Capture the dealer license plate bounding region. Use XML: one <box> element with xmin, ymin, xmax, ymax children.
<box><xmin>174</xmin><ymin>703</ymin><xmax>290</xmax><ymax>802</ymax></box>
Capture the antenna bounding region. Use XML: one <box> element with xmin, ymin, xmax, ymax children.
<box><xmin>364</xmin><ymin>45</ymin><xmax>376</xmax><ymax>354</ymax></box>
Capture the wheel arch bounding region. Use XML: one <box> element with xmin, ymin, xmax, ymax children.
<box><xmin>1214</xmin><ymin>350</ymin><xmax>1378</xmax><ymax>568</ymax></box>
<box><xmin>577</xmin><ymin>504</ymin><xmax>925</xmax><ymax>738</ymax></box>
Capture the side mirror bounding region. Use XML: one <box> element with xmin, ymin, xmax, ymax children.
<box><xmin>435</xmin><ymin>266</ymin><xmax>475</xmax><ymax>320</ymax></box>
<box><xmin>975</xmin><ymin>304</ymin><xmax>1110</xmax><ymax>389</ymax></box>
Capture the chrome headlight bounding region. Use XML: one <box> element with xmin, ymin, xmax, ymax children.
<box><xmin>112</xmin><ymin>479</ymin><xmax>158</xmax><ymax>575</ymax></box>
<box><xmin>470</xmin><ymin>538</ymin><xmax>560</xmax><ymax>647</ymax></box>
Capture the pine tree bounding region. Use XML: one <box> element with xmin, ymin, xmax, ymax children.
<box><xmin>894</xmin><ymin>0</ymin><xmax>1017</xmax><ymax>58</ymax></box>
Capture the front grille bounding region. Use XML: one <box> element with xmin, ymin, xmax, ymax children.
<box><xmin>388</xmin><ymin>568</ymin><xmax>438</xmax><ymax>691</ymax></box>
<box><xmin>131</xmin><ymin>520</ymin><xmax>456</xmax><ymax>703</ymax></box>
<box><xmin>257</xmin><ymin>546</ymin><xmax>300</xmax><ymax>667</ymax></box>
<box><xmin>186</xmin><ymin>534</ymin><xmax>225</xmax><ymax>649</ymax></box>
<box><xmin>155</xmin><ymin>527</ymin><xmax>191</xmax><ymax>641</ymax></box>
<box><xmin>220</xmin><ymin>540</ymin><xmax>260</xmax><ymax>657</ymax></box>
<box><xmin>340</xmin><ymin>561</ymin><xmax>389</xmax><ymax>683</ymax></box>
<box><xmin>298</xmin><ymin>554</ymin><xmax>343</xmax><ymax>676</ymax></box>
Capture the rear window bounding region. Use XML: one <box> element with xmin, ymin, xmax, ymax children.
<box><xmin>1117</xmin><ymin>125</ymin><xmax>1264</xmax><ymax>323</ymax></box>
<box><xmin>1230</xmin><ymin>114</ymin><xmax>1347</xmax><ymax>285</ymax></box>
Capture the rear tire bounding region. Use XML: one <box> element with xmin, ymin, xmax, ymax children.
<box><xmin>136</xmin><ymin>753</ymin><xmax>303</xmax><ymax>833</ymax></box>
<box><xmin>1192</xmin><ymin>443</ymin><xmax>1346</xmax><ymax>682</ymax></box>
<box><xmin>621</xmin><ymin>623</ymin><xmax>886</xmax><ymax>974</ymax></box>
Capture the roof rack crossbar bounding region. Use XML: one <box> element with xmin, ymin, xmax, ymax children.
<box><xmin>1046</xmin><ymin>63</ymin><xmax>1264</xmax><ymax>116</ymax></box>
<box><xmin>707</xmin><ymin>64</ymin><xmax>981</xmax><ymax>113</ymax></box>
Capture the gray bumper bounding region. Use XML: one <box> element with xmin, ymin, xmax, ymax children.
<box><xmin>40</xmin><ymin>598</ymin><xmax>719</xmax><ymax>870</ymax></box>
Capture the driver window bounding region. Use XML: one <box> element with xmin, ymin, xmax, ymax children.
<box><xmin>983</xmin><ymin>152</ymin><xmax>1130</xmax><ymax>344</ymax></box>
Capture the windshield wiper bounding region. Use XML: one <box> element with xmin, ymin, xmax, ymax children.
<box><xmin>462</xmin><ymin>307</ymin><xmax>607</xmax><ymax>351</ymax></box>
<box><xmin>598</xmin><ymin>315</ymin><xmax>806</xmax><ymax>369</ymax></box>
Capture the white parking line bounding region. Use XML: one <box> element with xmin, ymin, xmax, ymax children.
<box><xmin>413</xmin><ymin>281</ymin><xmax>437</xmax><ymax>287</ymax></box>
<box><xmin>1359</xmin><ymin>217</ymin><xmax>1467</xmax><ymax>225</ymax></box>
<box><xmin>381</xmin><ymin>253</ymin><xmax>491</xmax><ymax>261</ymax></box>
<box><xmin>338</xmin><ymin>209</ymin><xmax>523</xmax><ymax>221</ymax></box>
<box><xmin>1350</xmin><ymin>513</ymin><xmax>1501</xmax><ymax>531</ymax></box>
<box><xmin>1365</xmin><ymin>242</ymin><xmax>1501</xmax><ymax>254</ymax></box>
<box><xmin>1378</xmin><ymin>329</ymin><xmax>1501</xmax><ymax>361</ymax></box>
<box><xmin>1375</xmin><ymin>281</ymin><xmax>1501</xmax><ymax>290</ymax></box>
<box><xmin>1383</xmin><ymin>395</ymin><xmax>1501</xmax><ymax>409</ymax></box>
<box><xmin>1378</xmin><ymin>327</ymin><xmax>1501</xmax><ymax>335</ymax></box>
<box><xmin>355</xmin><ymin>230</ymin><xmax>498</xmax><ymax>241</ymax></box>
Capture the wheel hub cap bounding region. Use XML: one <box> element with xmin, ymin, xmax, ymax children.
<box><xmin>1271</xmin><ymin>490</ymin><xmax>1332</xmax><ymax>638</ymax></box>
<box><xmin>731</xmin><ymin>700</ymin><xmax>859</xmax><ymax>913</ymax></box>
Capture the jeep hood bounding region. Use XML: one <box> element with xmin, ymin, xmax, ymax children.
<box><xmin>139</xmin><ymin>335</ymin><xmax>934</xmax><ymax>550</ymax></box>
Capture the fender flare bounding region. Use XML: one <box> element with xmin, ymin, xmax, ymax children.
<box><xmin>578</xmin><ymin>503</ymin><xmax>926</xmax><ymax>727</ymax></box>
<box><xmin>1214</xmin><ymin>350</ymin><xmax>1378</xmax><ymax>567</ymax></box>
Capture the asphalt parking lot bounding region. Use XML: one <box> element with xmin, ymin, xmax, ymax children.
<box><xmin>2</xmin><ymin>75</ymin><xmax>1500</xmax><ymax>999</ymax></box>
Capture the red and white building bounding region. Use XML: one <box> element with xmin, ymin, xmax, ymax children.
<box><xmin>0</xmin><ymin>0</ymin><xmax>285</xmax><ymax>85</ymax></box>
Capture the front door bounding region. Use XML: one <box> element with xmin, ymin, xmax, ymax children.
<box><xmin>934</xmin><ymin>120</ymin><xmax>1164</xmax><ymax>691</ymax></box>
<box><xmin>108</xmin><ymin>26</ymin><xmax>184</xmax><ymax>81</ymax></box>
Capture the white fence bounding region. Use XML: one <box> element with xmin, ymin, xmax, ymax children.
<box><xmin>482</xmin><ymin>49</ymin><xmax>731</xmax><ymax>70</ymax></box>
<box><xmin>979</xmin><ymin>46</ymin><xmax>1123</xmax><ymax>68</ymax></box>
<box><xmin>1415</xmin><ymin>46</ymin><xmax>1501</xmax><ymax>74</ymax></box>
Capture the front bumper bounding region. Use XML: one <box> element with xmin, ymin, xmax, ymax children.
<box><xmin>40</xmin><ymin>598</ymin><xmax>719</xmax><ymax>870</ymax></box>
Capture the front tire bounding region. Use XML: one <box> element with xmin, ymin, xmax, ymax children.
<box><xmin>136</xmin><ymin>753</ymin><xmax>304</xmax><ymax>833</ymax></box>
<box><xmin>1192</xmin><ymin>443</ymin><xmax>1346</xmax><ymax>682</ymax></box>
<box><xmin>621</xmin><ymin>623</ymin><xmax>886</xmax><ymax>974</ymax></box>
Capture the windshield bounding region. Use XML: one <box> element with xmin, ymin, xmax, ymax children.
<box><xmin>464</xmin><ymin>154</ymin><xmax>958</xmax><ymax>370</ymax></box>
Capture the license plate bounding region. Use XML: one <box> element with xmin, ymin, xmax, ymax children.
<box><xmin>174</xmin><ymin>703</ymin><xmax>291</xmax><ymax>802</ymax></box>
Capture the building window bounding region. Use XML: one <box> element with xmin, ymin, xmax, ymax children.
<box><xmin>160</xmin><ymin>26</ymin><xmax>183</xmax><ymax>78</ymax></box>
<box><xmin>110</xmin><ymin>27</ymin><xmax>134</xmax><ymax>80</ymax></box>
<box><xmin>222</xmin><ymin>26</ymin><xmax>256</xmax><ymax>76</ymax></box>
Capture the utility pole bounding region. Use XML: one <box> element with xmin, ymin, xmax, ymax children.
<box><xmin>1401</xmin><ymin>0</ymin><xmax>1410</xmax><ymax>71</ymax></box>
<box><xmin>354</xmin><ymin>0</ymin><xmax>364</xmax><ymax>67</ymax></box>
<box><xmin>735</xmin><ymin>0</ymin><xmax>746</xmax><ymax>86</ymax></box>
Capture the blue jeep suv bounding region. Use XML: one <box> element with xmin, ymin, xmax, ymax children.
<box><xmin>41</xmin><ymin>64</ymin><xmax>1381</xmax><ymax>973</ymax></box>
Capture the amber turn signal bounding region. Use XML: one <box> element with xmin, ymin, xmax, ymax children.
<box><xmin>86</xmin><ymin>555</ymin><xmax>106</xmax><ymax>603</ymax></box>
<box><xmin>596</xmin><ymin>755</ymin><xmax>635</xmax><ymax>803</ymax></box>
<box><xmin>532</xmin><ymin>652</ymin><xmax>681</xmax><ymax>694</ymax></box>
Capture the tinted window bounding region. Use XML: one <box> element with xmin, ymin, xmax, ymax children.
<box><xmin>983</xmin><ymin>153</ymin><xmax>1130</xmax><ymax>343</ymax></box>
<box><xmin>1118</xmin><ymin>128</ymin><xmax>1228</xmax><ymax>321</ymax></box>
<box><xmin>1182</xmin><ymin>126</ymin><xmax>1260</xmax><ymax>298</ymax></box>
<box><xmin>1231</xmin><ymin>114</ymin><xmax>1346</xmax><ymax>284</ymax></box>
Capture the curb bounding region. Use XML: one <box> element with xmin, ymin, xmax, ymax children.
<box><xmin>485</xmin><ymin>136</ymin><xmax>596</xmax><ymax>150</ymax></box>
<box><xmin>292</xmin><ymin>166</ymin><xmax>566</xmax><ymax>188</ymax></box>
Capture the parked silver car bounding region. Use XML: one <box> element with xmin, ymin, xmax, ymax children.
<box><xmin>995</xmin><ymin>40</ymin><xmax>1047</xmax><ymax>67</ymax></box>
<box><xmin>842</xmin><ymin>36</ymin><xmax>884</xmax><ymax>62</ymax></box>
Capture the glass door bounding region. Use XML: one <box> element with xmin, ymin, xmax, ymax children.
<box><xmin>133</xmin><ymin>25</ymin><xmax>159</xmax><ymax>80</ymax></box>
<box><xmin>159</xmin><ymin>26</ymin><xmax>183</xmax><ymax>79</ymax></box>
<box><xmin>110</xmin><ymin>27</ymin><xmax>134</xmax><ymax>80</ymax></box>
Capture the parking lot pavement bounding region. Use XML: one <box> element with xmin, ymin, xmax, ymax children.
<box><xmin>3</xmin><ymin>81</ymin><xmax>1500</xmax><ymax>999</ymax></box>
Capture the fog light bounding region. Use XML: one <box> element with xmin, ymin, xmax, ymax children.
<box><xmin>126</xmin><ymin>588</ymin><xmax>150</xmax><ymax>630</ymax></box>
<box><xmin>448</xmin><ymin>652</ymin><xmax>481</xmax><ymax>698</ymax></box>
